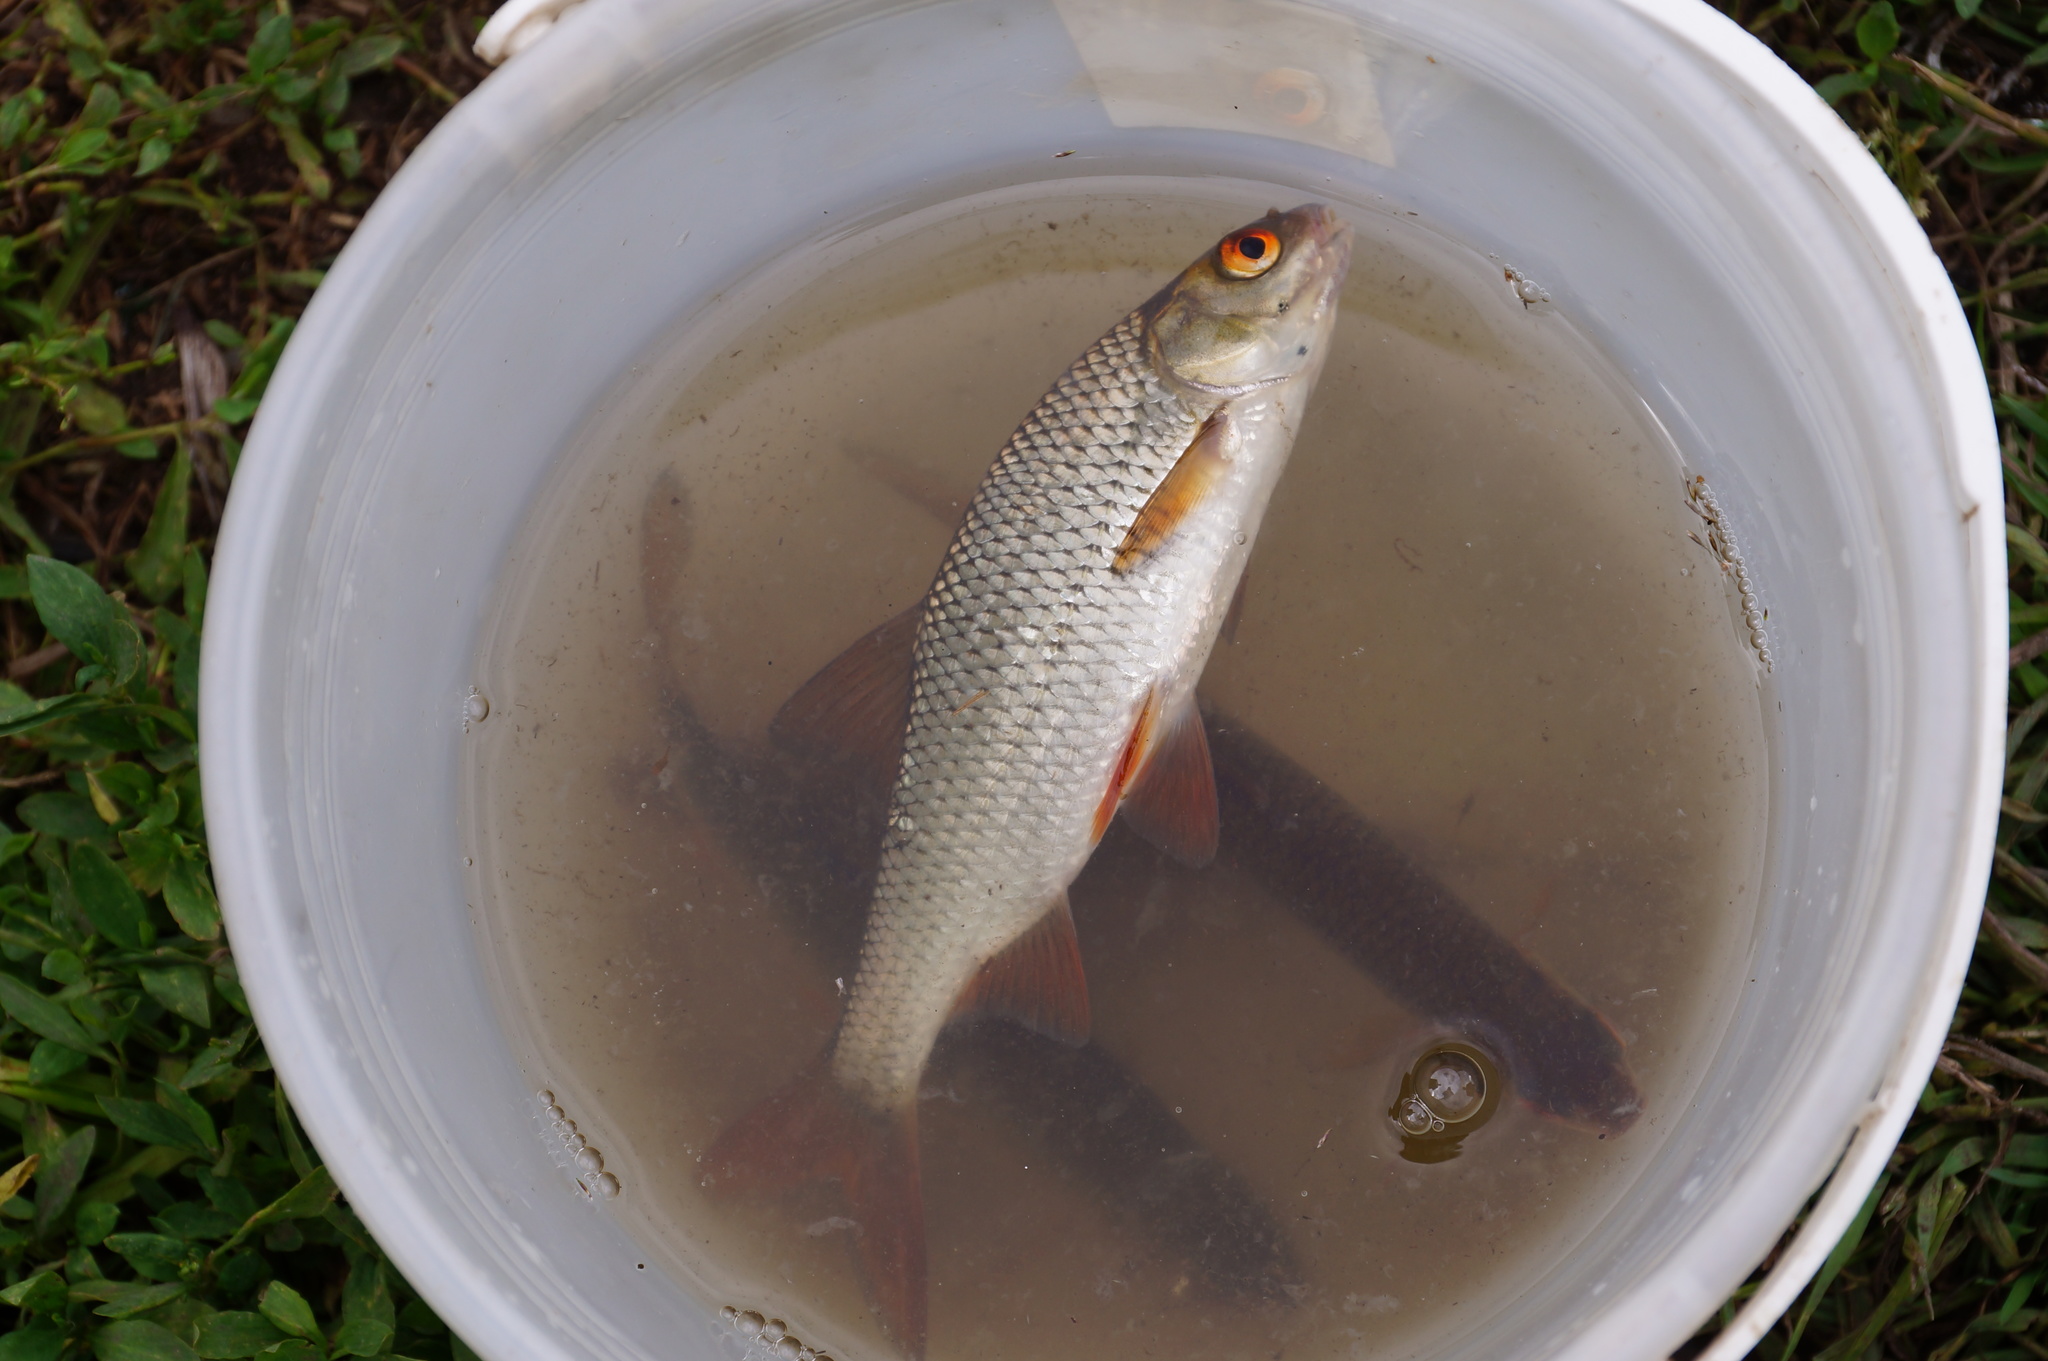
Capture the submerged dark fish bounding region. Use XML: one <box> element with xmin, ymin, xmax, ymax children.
<box><xmin>1200</xmin><ymin>712</ymin><xmax>1641</xmax><ymax>1134</ymax></box>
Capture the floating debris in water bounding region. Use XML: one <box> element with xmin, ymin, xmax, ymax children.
<box><xmin>1685</xmin><ymin>474</ymin><xmax>1773</xmax><ymax>673</ymax></box>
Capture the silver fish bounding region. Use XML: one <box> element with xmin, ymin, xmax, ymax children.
<box><xmin>704</xmin><ymin>204</ymin><xmax>1352</xmax><ymax>1356</ymax></box>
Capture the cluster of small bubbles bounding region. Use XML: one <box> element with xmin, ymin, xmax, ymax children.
<box><xmin>535</xmin><ymin>1090</ymin><xmax>620</xmax><ymax>1200</ymax></box>
<box><xmin>1395</xmin><ymin>1093</ymin><xmax>1443</xmax><ymax>1136</ymax></box>
<box><xmin>717</xmin><ymin>1306</ymin><xmax>831</xmax><ymax>1361</ymax></box>
<box><xmin>1497</xmin><ymin>262</ymin><xmax>1551</xmax><ymax>310</ymax></box>
<box><xmin>1685</xmin><ymin>476</ymin><xmax>1772</xmax><ymax>673</ymax></box>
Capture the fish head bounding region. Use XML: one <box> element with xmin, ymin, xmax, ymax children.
<box><xmin>1147</xmin><ymin>202</ymin><xmax>1354</xmax><ymax>396</ymax></box>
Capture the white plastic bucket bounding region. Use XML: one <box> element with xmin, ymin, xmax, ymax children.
<box><xmin>200</xmin><ymin>1</ymin><xmax>2004</xmax><ymax>1358</ymax></box>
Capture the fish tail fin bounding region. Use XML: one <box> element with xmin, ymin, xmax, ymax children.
<box><xmin>703</xmin><ymin>1065</ymin><xmax>928</xmax><ymax>1358</ymax></box>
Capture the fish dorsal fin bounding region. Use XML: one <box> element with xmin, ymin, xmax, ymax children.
<box><xmin>1120</xmin><ymin>696</ymin><xmax>1220</xmax><ymax>867</ymax></box>
<box><xmin>950</xmin><ymin>894</ymin><xmax>1091</xmax><ymax>1046</ymax></box>
<box><xmin>1114</xmin><ymin>409</ymin><xmax>1234</xmax><ymax>573</ymax></box>
<box><xmin>770</xmin><ymin>607</ymin><xmax>921</xmax><ymax>781</ymax></box>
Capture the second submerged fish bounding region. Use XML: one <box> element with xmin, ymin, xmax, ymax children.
<box><xmin>704</xmin><ymin>204</ymin><xmax>1353</xmax><ymax>1355</ymax></box>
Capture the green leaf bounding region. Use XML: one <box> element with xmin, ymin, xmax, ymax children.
<box><xmin>92</xmin><ymin>1280</ymin><xmax>187</xmax><ymax>1318</ymax></box>
<box><xmin>1960</xmin><ymin>0</ymin><xmax>1983</xmax><ymax>16</ymax></box>
<box><xmin>28</xmin><ymin>555</ymin><xmax>142</xmax><ymax>685</ymax></box>
<box><xmin>1988</xmin><ymin>1166</ymin><xmax>2048</xmax><ymax>1186</ymax></box>
<box><xmin>342</xmin><ymin>1251</ymin><xmax>394</xmax><ymax>1336</ymax></box>
<box><xmin>77</xmin><ymin>82</ymin><xmax>121</xmax><ymax>130</ymax></box>
<box><xmin>20</xmin><ymin>792</ymin><xmax>111</xmax><ymax>842</ymax></box>
<box><xmin>122</xmin><ymin>437</ymin><xmax>188</xmax><ymax>604</ymax></box>
<box><xmin>317</xmin><ymin>70</ymin><xmax>349</xmax><ymax>124</ymax></box>
<box><xmin>42</xmin><ymin>0</ymin><xmax>106</xmax><ymax>55</ymax></box>
<box><xmin>27</xmin><ymin>1037</ymin><xmax>87</xmax><ymax>1085</ymax></box>
<box><xmin>51</xmin><ymin>125</ymin><xmax>110</xmax><ymax>168</ymax></box>
<box><xmin>246</xmin><ymin>12</ymin><xmax>294</xmax><ymax>76</ymax></box>
<box><xmin>219</xmin><ymin>1165</ymin><xmax>336</xmax><ymax>1254</ymax></box>
<box><xmin>1815</xmin><ymin>67</ymin><xmax>1879</xmax><ymax>104</ymax></box>
<box><xmin>331</xmin><ymin>1319</ymin><xmax>392</xmax><ymax>1357</ymax></box>
<box><xmin>64</xmin><ymin>379</ymin><xmax>128</xmax><ymax>437</ymax></box>
<box><xmin>154</xmin><ymin>1078</ymin><xmax>217</xmax><ymax>1153</ymax></box>
<box><xmin>151</xmin><ymin>1201</ymin><xmax>236</xmax><ymax>1240</ymax></box>
<box><xmin>162</xmin><ymin>857</ymin><xmax>220</xmax><ymax>942</ymax></box>
<box><xmin>1856</xmin><ymin>0</ymin><xmax>1900</xmax><ymax>54</ymax></box>
<box><xmin>74</xmin><ymin>1198</ymin><xmax>116</xmax><ymax>1245</ymax></box>
<box><xmin>96</xmin><ymin>1096</ymin><xmax>210</xmax><ymax>1155</ymax></box>
<box><xmin>210</xmin><ymin>394</ymin><xmax>257</xmax><ymax>425</ymax></box>
<box><xmin>265</xmin><ymin>109</ymin><xmax>331</xmax><ymax>201</ymax></box>
<box><xmin>0</xmin><ymin>689</ymin><xmax>100</xmax><ymax>738</ymax></box>
<box><xmin>0</xmin><ymin>972</ymin><xmax>103</xmax><ymax>1054</ymax></box>
<box><xmin>34</xmin><ymin>1123</ymin><xmax>95</xmax><ymax>1239</ymax></box>
<box><xmin>0</xmin><ymin>1271</ymin><xmax>67</xmax><ymax>1311</ymax></box>
<box><xmin>191</xmin><ymin>1313</ymin><xmax>288</xmax><ymax>1360</ymax></box>
<box><xmin>220</xmin><ymin>317</ymin><xmax>294</xmax><ymax>414</ymax></box>
<box><xmin>135</xmin><ymin>134</ymin><xmax>170</xmax><ymax>175</ymax></box>
<box><xmin>0</xmin><ymin>1327</ymin><xmax>66</xmax><ymax>1361</ymax></box>
<box><xmin>71</xmin><ymin>843</ymin><xmax>150</xmax><ymax>949</ymax></box>
<box><xmin>93</xmin><ymin>1319</ymin><xmax>201</xmax><ymax>1361</ymax></box>
<box><xmin>118</xmin><ymin>825</ymin><xmax>177</xmax><ymax>892</ymax></box>
<box><xmin>177</xmin><ymin>1029</ymin><xmax>246</xmax><ymax>1091</ymax></box>
<box><xmin>103</xmin><ymin>1231</ymin><xmax>195</xmax><ymax>1280</ymax></box>
<box><xmin>2006</xmin><ymin>1131</ymin><xmax>2048</xmax><ymax>1166</ymax></box>
<box><xmin>139</xmin><ymin>966</ymin><xmax>208</xmax><ymax>1027</ymax></box>
<box><xmin>334</xmin><ymin>32</ymin><xmax>405</xmax><ymax>77</ymax></box>
<box><xmin>256</xmin><ymin>1281</ymin><xmax>320</xmax><ymax>1342</ymax></box>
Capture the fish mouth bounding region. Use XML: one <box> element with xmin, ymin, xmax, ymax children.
<box><xmin>1289</xmin><ymin>202</ymin><xmax>1354</xmax><ymax>300</ymax></box>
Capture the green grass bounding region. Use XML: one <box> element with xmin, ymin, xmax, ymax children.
<box><xmin>0</xmin><ymin>0</ymin><xmax>2042</xmax><ymax>1358</ymax></box>
<box><xmin>0</xmin><ymin>0</ymin><xmax>488</xmax><ymax>1357</ymax></box>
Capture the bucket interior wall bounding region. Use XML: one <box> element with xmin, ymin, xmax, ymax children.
<box><xmin>211</xmin><ymin>1</ymin><xmax>1990</xmax><ymax>1359</ymax></box>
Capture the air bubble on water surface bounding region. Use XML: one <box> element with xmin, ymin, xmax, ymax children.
<box><xmin>1421</xmin><ymin>1053</ymin><xmax>1484</xmax><ymax>1122</ymax></box>
<box><xmin>593</xmin><ymin>1172</ymin><xmax>621</xmax><ymax>1199</ymax></box>
<box><xmin>760</xmin><ymin>1321</ymin><xmax>787</xmax><ymax>1343</ymax></box>
<box><xmin>1389</xmin><ymin>1041</ymin><xmax>1501</xmax><ymax>1162</ymax></box>
<box><xmin>462</xmin><ymin>687</ymin><xmax>491</xmax><ymax>730</ymax></box>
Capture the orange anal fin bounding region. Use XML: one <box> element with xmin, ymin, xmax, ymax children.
<box><xmin>1120</xmin><ymin>697</ymin><xmax>1219</xmax><ymax>867</ymax></box>
<box><xmin>703</xmin><ymin>1063</ymin><xmax>929</xmax><ymax>1359</ymax></box>
<box><xmin>1114</xmin><ymin>409</ymin><xmax>1233</xmax><ymax>573</ymax></box>
<box><xmin>770</xmin><ymin>607</ymin><xmax>921</xmax><ymax>786</ymax></box>
<box><xmin>949</xmin><ymin>893</ymin><xmax>1090</xmax><ymax>1046</ymax></box>
<box><xmin>1092</xmin><ymin>686</ymin><xmax>1162</xmax><ymax>843</ymax></box>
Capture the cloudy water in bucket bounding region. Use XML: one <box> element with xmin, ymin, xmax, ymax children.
<box><xmin>461</xmin><ymin>183</ymin><xmax>1768</xmax><ymax>1361</ymax></box>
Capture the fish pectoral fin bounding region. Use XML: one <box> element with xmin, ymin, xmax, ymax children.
<box><xmin>1120</xmin><ymin>695</ymin><xmax>1220</xmax><ymax>867</ymax></box>
<box><xmin>770</xmin><ymin>606</ymin><xmax>921</xmax><ymax>785</ymax></box>
<box><xmin>703</xmin><ymin>1060</ymin><xmax>929</xmax><ymax>1358</ymax></box>
<box><xmin>1114</xmin><ymin>408</ymin><xmax>1234</xmax><ymax>573</ymax></box>
<box><xmin>950</xmin><ymin>893</ymin><xmax>1091</xmax><ymax>1046</ymax></box>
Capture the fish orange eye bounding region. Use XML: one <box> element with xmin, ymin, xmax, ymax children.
<box><xmin>1219</xmin><ymin>228</ymin><xmax>1281</xmax><ymax>279</ymax></box>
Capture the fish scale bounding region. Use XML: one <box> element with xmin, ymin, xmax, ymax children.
<box><xmin>832</xmin><ymin>312</ymin><xmax>1219</xmax><ymax>1110</ymax></box>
